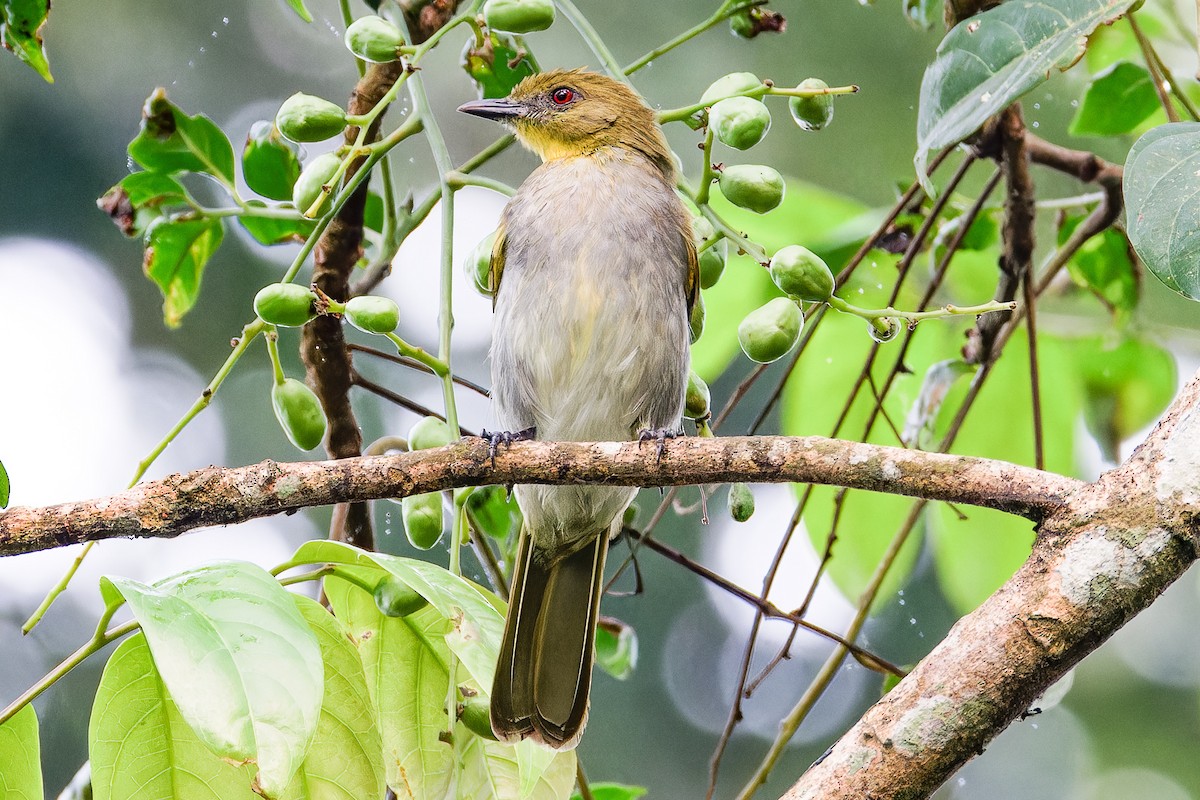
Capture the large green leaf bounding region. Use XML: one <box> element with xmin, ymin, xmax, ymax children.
<box><xmin>90</xmin><ymin>633</ymin><xmax>261</xmax><ymax>800</ymax></box>
<box><xmin>458</xmin><ymin>735</ymin><xmax>576</xmax><ymax>800</ymax></box>
<box><xmin>1124</xmin><ymin>121</ymin><xmax>1200</xmax><ymax>300</ymax></box>
<box><xmin>0</xmin><ymin>703</ymin><xmax>41</xmax><ymax>799</ymax></box>
<box><xmin>915</xmin><ymin>0</ymin><xmax>1138</xmax><ymax>189</ymax></box>
<box><xmin>0</xmin><ymin>0</ymin><xmax>52</xmax><ymax>82</ymax></box>
<box><xmin>143</xmin><ymin>217</ymin><xmax>224</xmax><ymax>327</ymax></box>
<box><xmin>102</xmin><ymin>562</ymin><xmax>324</xmax><ymax>798</ymax></box>
<box><xmin>930</xmin><ymin>332</ymin><xmax>1079</xmax><ymax>613</ymax></box>
<box><xmin>129</xmin><ymin>89</ymin><xmax>236</xmax><ymax>185</ymax></box>
<box><xmin>324</xmin><ymin>574</ymin><xmax>455</xmax><ymax>800</ymax></box>
<box><xmin>1069</xmin><ymin>61</ymin><xmax>1159</xmax><ymax>137</ymax></box>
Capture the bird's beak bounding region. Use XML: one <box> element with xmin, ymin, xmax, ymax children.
<box><xmin>457</xmin><ymin>97</ymin><xmax>526</xmax><ymax>121</ymax></box>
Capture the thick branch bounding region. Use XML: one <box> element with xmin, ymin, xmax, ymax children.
<box><xmin>0</xmin><ymin>437</ymin><xmax>1081</xmax><ymax>556</ymax></box>
<box><xmin>781</xmin><ymin>371</ymin><xmax>1200</xmax><ymax>799</ymax></box>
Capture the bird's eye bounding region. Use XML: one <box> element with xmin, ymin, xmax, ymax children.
<box><xmin>551</xmin><ymin>87</ymin><xmax>576</xmax><ymax>105</ymax></box>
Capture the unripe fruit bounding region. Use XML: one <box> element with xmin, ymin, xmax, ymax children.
<box><xmin>789</xmin><ymin>78</ymin><xmax>834</xmax><ymax>131</ymax></box>
<box><xmin>719</xmin><ymin>164</ymin><xmax>785</xmax><ymax>214</ymax></box>
<box><xmin>254</xmin><ymin>283</ymin><xmax>318</xmax><ymax>327</ymax></box>
<box><xmin>292</xmin><ymin>153</ymin><xmax>342</xmax><ymax>214</ymax></box>
<box><xmin>700</xmin><ymin>72</ymin><xmax>761</xmax><ymax>105</ymax></box>
<box><xmin>728</xmin><ymin>482</ymin><xmax>755</xmax><ymax>522</ymax></box>
<box><xmin>738</xmin><ymin>297</ymin><xmax>802</xmax><ymax>363</ymax></box>
<box><xmin>709</xmin><ymin>97</ymin><xmax>771</xmax><ymax>150</ymax></box>
<box><xmin>770</xmin><ymin>245</ymin><xmax>835</xmax><ymax>302</ymax></box>
<box><xmin>685</xmin><ymin>370</ymin><xmax>710</xmax><ymax>420</ymax></box>
<box><xmin>344</xmin><ymin>295</ymin><xmax>399</xmax><ymax>334</ymax></box>
<box><xmin>275</xmin><ymin>93</ymin><xmax>348</xmax><ymax>142</ymax></box>
<box><xmin>408</xmin><ymin>416</ymin><xmax>454</xmax><ymax>451</ymax></box>
<box><xmin>484</xmin><ymin>0</ymin><xmax>555</xmax><ymax>33</ymax></box>
<box><xmin>345</xmin><ymin>15</ymin><xmax>406</xmax><ymax>63</ymax></box>
<box><xmin>272</xmin><ymin>378</ymin><xmax>327</xmax><ymax>450</ymax></box>
<box><xmin>689</xmin><ymin>290</ymin><xmax>706</xmax><ymax>344</ymax></box>
<box><xmin>692</xmin><ymin>215</ymin><xmax>728</xmax><ymax>289</ymax></box>
<box><xmin>373</xmin><ymin>575</ymin><xmax>429</xmax><ymax>617</ymax></box>
<box><xmin>460</xmin><ymin>695</ymin><xmax>498</xmax><ymax>740</ymax></box>
<box><xmin>403</xmin><ymin>492</ymin><xmax>445</xmax><ymax>550</ymax></box>
<box><xmin>464</xmin><ymin>231</ymin><xmax>497</xmax><ymax>297</ymax></box>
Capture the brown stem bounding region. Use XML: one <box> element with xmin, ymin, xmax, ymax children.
<box><xmin>0</xmin><ymin>436</ymin><xmax>1084</xmax><ymax>556</ymax></box>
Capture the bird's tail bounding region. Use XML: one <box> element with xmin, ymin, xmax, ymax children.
<box><xmin>490</xmin><ymin>524</ymin><xmax>610</xmax><ymax>749</ymax></box>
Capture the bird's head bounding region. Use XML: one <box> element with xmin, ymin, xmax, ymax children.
<box><xmin>458</xmin><ymin>69</ymin><xmax>674</xmax><ymax>177</ymax></box>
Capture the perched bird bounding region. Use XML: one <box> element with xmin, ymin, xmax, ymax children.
<box><xmin>459</xmin><ymin>69</ymin><xmax>697</xmax><ymax>749</ymax></box>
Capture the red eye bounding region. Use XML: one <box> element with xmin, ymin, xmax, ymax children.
<box><xmin>551</xmin><ymin>87</ymin><xmax>576</xmax><ymax>105</ymax></box>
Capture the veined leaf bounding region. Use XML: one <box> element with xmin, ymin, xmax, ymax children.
<box><xmin>915</xmin><ymin>0</ymin><xmax>1139</xmax><ymax>191</ymax></box>
<box><xmin>101</xmin><ymin>562</ymin><xmax>323</xmax><ymax>798</ymax></box>
<box><xmin>1124</xmin><ymin>121</ymin><xmax>1200</xmax><ymax>300</ymax></box>
<box><xmin>0</xmin><ymin>703</ymin><xmax>41</xmax><ymax>799</ymax></box>
<box><xmin>143</xmin><ymin>217</ymin><xmax>224</xmax><ymax>327</ymax></box>
<box><xmin>129</xmin><ymin>89</ymin><xmax>236</xmax><ymax>185</ymax></box>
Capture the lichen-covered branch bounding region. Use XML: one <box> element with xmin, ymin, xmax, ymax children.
<box><xmin>0</xmin><ymin>436</ymin><xmax>1081</xmax><ymax>556</ymax></box>
<box><xmin>780</xmin><ymin>371</ymin><xmax>1200</xmax><ymax>799</ymax></box>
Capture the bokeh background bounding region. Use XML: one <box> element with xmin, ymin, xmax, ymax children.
<box><xmin>2</xmin><ymin>1</ymin><xmax>1200</xmax><ymax>798</ymax></box>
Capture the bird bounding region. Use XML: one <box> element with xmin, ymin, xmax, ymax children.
<box><xmin>458</xmin><ymin>69</ymin><xmax>697</xmax><ymax>749</ymax></box>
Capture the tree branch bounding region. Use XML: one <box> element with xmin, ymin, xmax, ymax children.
<box><xmin>780</xmin><ymin>370</ymin><xmax>1200</xmax><ymax>799</ymax></box>
<box><xmin>0</xmin><ymin>437</ymin><xmax>1082</xmax><ymax>557</ymax></box>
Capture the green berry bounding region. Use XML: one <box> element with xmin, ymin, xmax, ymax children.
<box><xmin>710</xmin><ymin>97</ymin><xmax>771</xmax><ymax>150</ymax></box>
<box><xmin>789</xmin><ymin>79</ymin><xmax>834</xmax><ymax>132</ymax></box>
<box><xmin>692</xmin><ymin>215</ymin><xmax>727</xmax><ymax>289</ymax></box>
<box><xmin>345</xmin><ymin>15</ymin><xmax>406</xmax><ymax>63</ymax></box>
<box><xmin>459</xmin><ymin>695</ymin><xmax>498</xmax><ymax>740</ymax></box>
<box><xmin>700</xmin><ymin>72</ymin><xmax>761</xmax><ymax>105</ymax></box>
<box><xmin>484</xmin><ymin>0</ymin><xmax>556</xmax><ymax>33</ymax></box>
<box><xmin>292</xmin><ymin>153</ymin><xmax>342</xmax><ymax>215</ymax></box>
<box><xmin>728</xmin><ymin>482</ymin><xmax>755</xmax><ymax>522</ymax></box>
<box><xmin>254</xmin><ymin>283</ymin><xmax>318</xmax><ymax>327</ymax></box>
<box><xmin>689</xmin><ymin>290</ymin><xmax>706</xmax><ymax>344</ymax></box>
<box><xmin>403</xmin><ymin>492</ymin><xmax>445</xmax><ymax>550</ymax></box>
<box><xmin>271</xmin><ymin>378</ymin><xmax>327</xmax><ymax>451</ymax></box>
<box><xmin>373</xmin><ymin>574</ymin><xmax>429</xmax><ymax>617</ymax></box>
<box><xmin>719</xmin><ymin>164</ymin><xmax>785</xmax><ymax>214</ymax></box>
<box><xmin>408</xmin><ymin>416</ymin><xmax>454</xmax><ymax>451</ymax></box>
<box><xmin>344</xmin><ymin>295</ymin><xmax>399</xmax><ymax>334</ymax></box>
<box><xmin>737</xmin><ymin>297</ymin><xmax>802</xmax><ymax>363</ymax></box>
<box><xmin>770</xmin><ymin>245</ymin><xmax>836</xmax><ymax>302</ymax></box>
<box><xmin>464</xmin><ymin>231</ymin><xmax>497</xmax><ymax>297</ymax></box>
<box><xmin>685</xmin><ymin>371</ymin><xmax>710</xmax><ymax>420</ymax></box>
<box><xmin>275</xmin><ymin>93</ymin><xmax>349</xmax><ymax>142</ymax></box>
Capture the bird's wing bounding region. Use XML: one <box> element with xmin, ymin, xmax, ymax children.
<box><xmin>490</xmin><ymin>220</ymin><xmax>507</xmax><ymax>310</ymax></box>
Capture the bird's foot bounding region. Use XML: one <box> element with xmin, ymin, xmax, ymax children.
<box><xmin>478</xmin><ymin>426</ymin><xmax>536</xmax><ymax>467</ymax></box>
<box><xmin>637</xmin><ymin>427</ymin><xmax>681</xmax><ymax>462</ymax></box>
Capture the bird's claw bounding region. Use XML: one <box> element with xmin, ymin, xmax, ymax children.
<box><xmin>478</xmin><ymin>427</ymin><xmax>536</xmax><ymax>467</ymax></box>
<box><xmin>637</xmin><ymin>427</ymin><xmax>680</xmax><ymax>462</ymax></box>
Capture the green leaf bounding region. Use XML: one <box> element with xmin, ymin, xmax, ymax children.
<box><xmin>0</xmin><ymin>703</ymin><xmax>41</xmax><ymax>799</ymax></box>
<box><xmin>571</xmin><ymin>783</ymin><xmax>648</xmax><ymax>800</ymax></box>
<box><xmin>283</xmin><ymin>0</ymin><xmax>313</xmax><ymax>22</ymax></box>
<box><xmin>101</xmin><ymin>562</ymin><xmax>324</xmax><ymax>798</ymax></box>
<box><xmin>238</xmin><ymin>201</ymin><xmax>315</xmax><ymax>245</ymax></box>
<box><xmin>1069</xmin><ymin>61</ymin><xmax>1160</xmax><ymax>136</ymax></box>
<box><xmin>466</xmin><ymin>484</ymin><xmax>522</xmax><ymax>542</ymax></box>
<box><xmin>324</xmin><ymin>573</ymin><xmax>456</xmax><ymax>799</ymax></box>
<box><xmin>90</xmin><ymin>633</ymin><xmax>261</xmax><ymax>800</ymax></box>
<box><xmin>363</xmin><ymin>191</ymin><xmax>385</xmax><ymax>234</ymax></box>
<box><xmin>143</xmin><ymin>217</ymin><xmax>224</xmax><ymax>327</ymax></box>
<box><xmin>0</xmin><ymin>459</ymin><xmax>8</xmax><ymax>509</ymax></box>
<box><xmin>915</xmin><ymin>0</ymin><xmax>1139</xmax><ymax>189</ymax></box>
<box><xmin>98</xmin><ymin>173</ymin><xmax>191</xmax><ymax>238</ymax></box>
<box><xmin>0</xmin><ymin>0</ymin><xmax>52</xmax><ymax>82</ymax></box>
<box><xmin>459</xmin><ymin>735</ymin><xmax>577</xmax><ymax>800</ymax></box>
<box><xmin>1058</xmin><ymin>215</ymin><xmax>1139</xmax><ymax>314</ymax></box>
<box><xmin>289</xmin><ymin>596</ymin><xmax>386</xmax><ymax>800</ymax></box>
<box><xmin>462</xmin><ymin>32</ymin><xmax>537</xmax><ymax>99</ymax></box>
<box><xmin>128</xmin><ymin>89</ymin><xmax>236</xmax><ymax>186</ymax></box>
<box><xmin>243</xmin><ymin>122</ymin><xmax>302</xmax><ymax>202</ymax></box>
<box><xmin>595</xmin><ymin>617</ymin><xmax>637</xmax><ymax>680</ymax></box>
<box><xmin>1124</xmin><ymin>121</ymin><xmax>1200</xmax><ymax>300</ymax></box>
<box><xmin>1074</xmin><ymin>334</ymin><xmax>1176</xmax><ymax>462</ymax></box>
<box><xmin>930</xmin><ymin>332</ymin><xmax>1080</xmax><ymax>613</ymax></box>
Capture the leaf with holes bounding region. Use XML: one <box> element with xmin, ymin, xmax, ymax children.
<box><xmin>915</xmin><ymin>0</ymin><xmax>1139</xmax><ymax>190</ymax></box>
<box><xmin>1124</xmin><ymin>121</ymin><xmax>1200</xmax><ymax>300</ymax></box>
